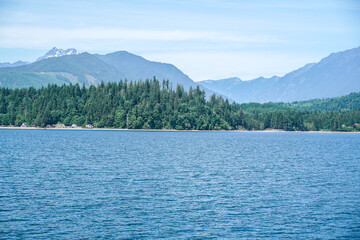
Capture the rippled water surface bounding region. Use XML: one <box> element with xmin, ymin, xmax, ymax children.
<box><xmin>1</xmin><ymin>130</ymin><xmax>360</xmax><ymax>239</ymax></box>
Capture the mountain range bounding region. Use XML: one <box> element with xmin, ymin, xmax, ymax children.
<box><xmin>0</xmin><ymin>48</ymin><xmax>204</xmax><ymax>94</ymax></box>
<box><xmin>199</xmin><ymin>47</ymin><xmax>360</xmax><ymax>103</ymax></box>
<box><xmin>0</xmin><ymin>46</ymin><xmax>359</xmax><ymax>103</ymax></box>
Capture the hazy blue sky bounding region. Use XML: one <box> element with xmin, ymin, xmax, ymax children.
<box><xmin>0</xmin><ymin>0</ymin><xmax>359</xmax><ymax>81</ymax></box>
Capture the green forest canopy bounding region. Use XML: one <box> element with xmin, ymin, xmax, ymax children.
<box><xmin>283</xmin><ymin>92</ymin><xmax>360</xmax><ymax>111</ymax></box>
<box><xmin>0</xmin><ymin>78</ymin><xmax>359</xmax><ymax>131</ymax></box>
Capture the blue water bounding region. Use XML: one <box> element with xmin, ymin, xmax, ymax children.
<box><xmin>1</xmin><ymin>130</ymin><xmax>360</xmax><ymax>239</ymax></box>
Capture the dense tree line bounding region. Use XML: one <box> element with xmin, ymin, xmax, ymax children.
<box><xmin>0</xmin><ymin>79</ymin><xmax>359</xmax><ymax>131</ymax></box>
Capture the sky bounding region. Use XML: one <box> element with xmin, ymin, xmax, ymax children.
<box><xmin>0</xmin><ymin>0</ymin><xmax>359</xmax><ymax>81</ymax></box>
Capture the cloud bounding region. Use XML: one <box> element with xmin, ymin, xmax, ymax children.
<box><xmin>0</xmin><ymin>26</ymin><xmax>282</xmax><ymax>48</ymax></box>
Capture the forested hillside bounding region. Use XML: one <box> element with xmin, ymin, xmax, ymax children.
<box><xmin>0</xmin><ymin>79</ymin><xmax>359</xmax><ymax>131</ymax></box>
<box><xmin>285</xmin><ymin>92</ymin><xmax>360</xmax><ymax>111</ymax></box>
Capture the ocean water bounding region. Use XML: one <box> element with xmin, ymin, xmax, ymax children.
<box><xmin>0</xmin><ymin>129</ymin><xmax>360</xmax><ymax>239</ymax></box>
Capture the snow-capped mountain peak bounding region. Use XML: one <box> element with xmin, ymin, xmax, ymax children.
<box><xmin>36</xmin><ymin>47</ymin><xmax>79</xmax><ymax>61</ymax></box>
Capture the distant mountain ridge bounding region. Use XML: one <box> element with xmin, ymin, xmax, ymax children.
<box><xmin>36</xmin><ymin>47</ymin><xmax>79</xmax><ymax>61</ymax></box>
<box><xmin>0</xmin><ymin>49</ymin><xmax>211</xmax><ymax>96</ymax></box>
<box><xmin>95</xmin><ymin>51</ymin><xmax>198</xmax><ymax>91</ymax></box>
<box><xmin>0</xmin><ymin>61</ymin><xmax>29</xmax><ymax>68</ymax></box>
<box><xmin>199</xmin><ymin>46</ymin><xmax>360</xmax><ymax>103</ymax></box>
<box><xmin>200</xmin><ymin>76</ymin><xmax>280</xmax><ymax>102</ymax></box>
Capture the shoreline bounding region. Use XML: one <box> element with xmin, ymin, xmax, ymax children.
<box><xmin>0</xmin><ymin>126</ymin><xmax>359</xmax><ymax>133</ymax></box>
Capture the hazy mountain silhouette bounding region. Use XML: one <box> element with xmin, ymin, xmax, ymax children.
<box><xmin>199</xmin><ymin>47</ymin><xmax>360</xmax><ymax>103</ymax></box>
